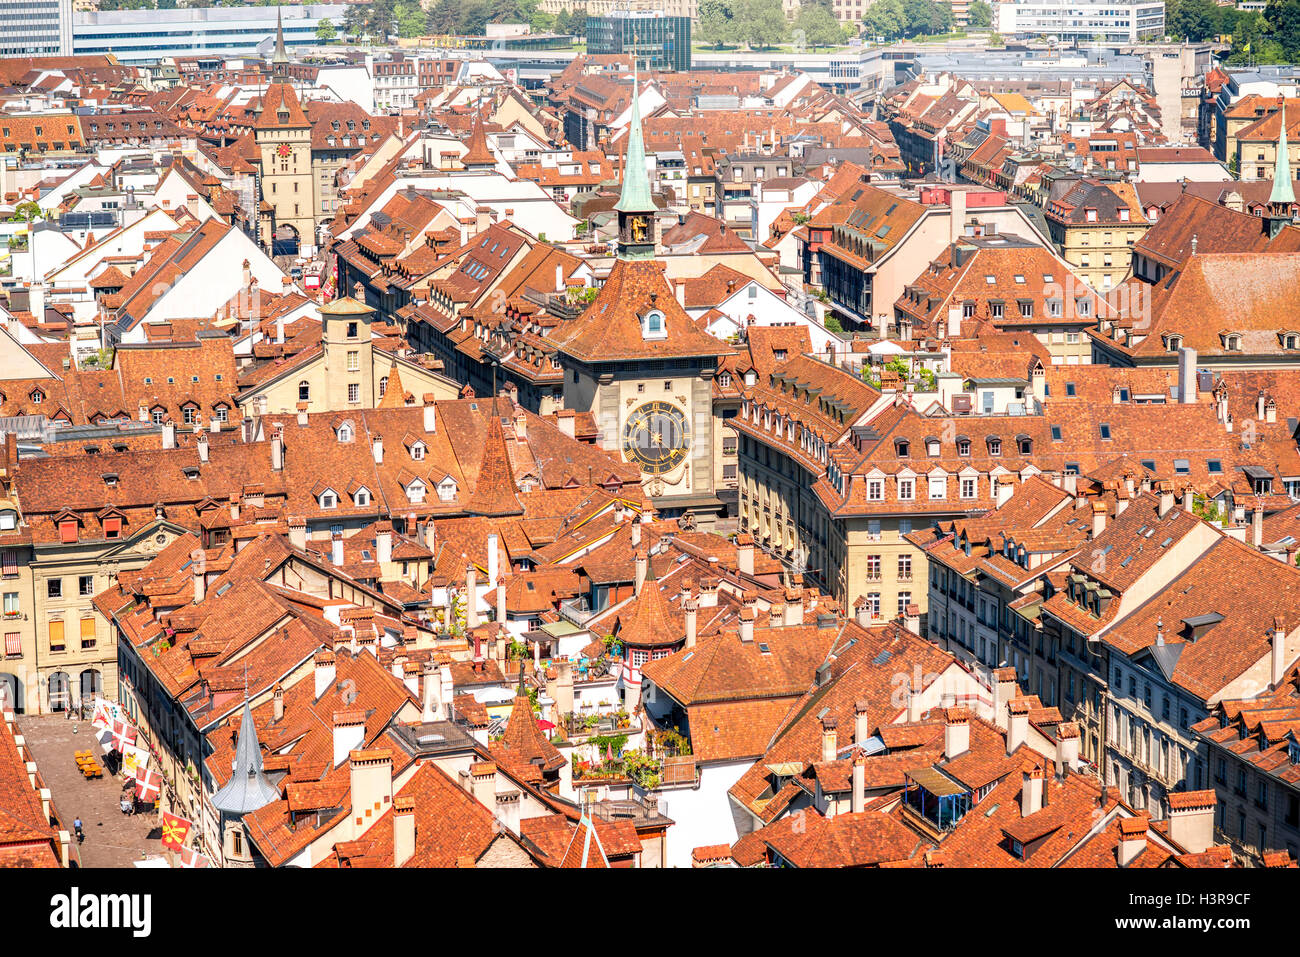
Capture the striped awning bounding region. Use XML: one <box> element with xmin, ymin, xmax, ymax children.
<box><xmin>4</xmin><ymin>632</ymin><xmax>20</xmax><ymax>656</ymax></box>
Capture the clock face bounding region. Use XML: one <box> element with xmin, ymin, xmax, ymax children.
<box><xmin>623</xmin><ymin>400</ymin><xmax>690</xmax><ymax>476</ymax></box>
<box><xmin>277</xmin><ymin>143</ymin><xmax>292</xmax><ymax>157</ymax></box>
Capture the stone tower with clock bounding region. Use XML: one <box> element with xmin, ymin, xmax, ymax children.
<box><xmin>254</xmin><ymin>11</ymin><xmax>314</xmax><ymax>256</ymax></box>
<box><xmin>546</xmin><ymin>61</ymin><xmax>735</xmax><ymax>528</ymax></box>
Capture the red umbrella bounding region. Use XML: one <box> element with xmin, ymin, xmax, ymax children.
<box><xmin>537</xmin><ymin>719</ymin><xmax>555</xmax><ymax>731</ymax></box>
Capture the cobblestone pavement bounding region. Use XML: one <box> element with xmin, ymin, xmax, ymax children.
<box><xmin>17</xmin><ymin>715</ymin><xmax>163</xmax><ymax>868</ymax></box>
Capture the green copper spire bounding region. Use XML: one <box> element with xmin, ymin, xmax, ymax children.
<box><xmin>272</xmin><ymin>6</ymin><xmax>288</xmax><ymax>75</ymax></box>
<box><xmin>614</xmin><ymin>53</ymin><xmax>652</xmax><ymax>216</ymax></box>
<box><xmin>1271</xmin><ymin>98</ymin><xmax>1295</xmax><ymax>206</ymax></box>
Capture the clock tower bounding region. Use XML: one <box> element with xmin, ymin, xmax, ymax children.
<box><xmin>545</xmin><ymin>59</ymin><xmax>735</xmax><ymax>528</ymax></box>
<box><xmin>254</xmin><ymin>9</ymin><xmax>314</xmax><ymax>256</ymax></box>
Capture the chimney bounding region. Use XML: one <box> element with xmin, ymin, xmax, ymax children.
<box><xmin>949</xmin><ymin>187</ymin><xmax>967</xmax><ymax>244</ymax></box>
<box><xmin>439</xmin><ymin>664</ymin><xmax>454</xmax><ymax>716</ymax></box>
<box><xmin>947</xmin><ymin>304</ymin><xmax>961</xmax><ymax>339</ymax></box>
<box><xmin>487</xmin><ymin>533</ymin><xmax>499</xmax><ymax>586</ymax></box>
<box><xmin>1055</xmin><ymin>722</ymin><xmax>1080</xmax><ymax>777</ymax></box>
<box><xmin>1158</xmin><ymin>483</ymin><xmax>1174</xmax><ymax>519</ymax></box>
<box><xmin>372</xmin><ymin>433</ymin><xmax>384</xmax><ymax>464</ymax></box>
<box><xmin>162</xmin><ymin>419</ymin><xmax>176</xmax><ymax>450</ymax></box>
<box><xmin>496</xmin><ymin>581</ymin><xmax>507</xmax><ymax>623</ymax></box>
<box><xmin>424</xmin><ymin>517</ymin><xmax>436</xmax><ymax>553</ymax></box>
<box><xmin>854</xmin><ymin>596</ymin><xmax>872</xmax><ymax>628</ymax></box>
<box><xmin>331</xmin><ymin>532</ymin><xmax>344</xmax><ymax>567</ymax></box>
<box><xmin>393</xmin><ymin>795</ymin><xmax>416</xmax><ymax>867</ymax></box>
<box><xmin>1118</xmin><ymin>816</ymin><xmax>1149</xmax><ymax>867</ymax></box>
<box><xmin>421</xmin><ymin>661</ymin><xmax>439</xmax><ymax>721</ymax></box>
<box><xmin>273</xmin><ymin>684</ymin><xmax>284</xmax><ymax>722</ymax></box>
<box><xmin>423</xmin><ymin>400</ymin><xmax>437</xmax><ymax>434</ymax></box>
<box><xmin>1063</xmin><ymin>472</ymin><xmax>1078</xmax><ymax>497</ymax></box>
<box><xmin>465</xmin><ymin>564</ymin><xmax>479</xmax><ymax>628</ymax></box>
<box><xmin>1091</xmin><ymin>501</ymin><xmax>1107</xmax><ymax>538</ymax></box>
<box><xmin>1272</xmin><ymin>615</ymin><xmax>1287</xmax><ymax>688</ymax></box>
<box><xmin>944</xmin><ymin>707</ymin><xmax>970</xmax><ymax>760</ymax></box>
<box><xmin>196</xmin><ymin>432</ymin><xmax>209</xmax><ymax>463</ymax></box>
<box><xmin>903</xmin><ymin>603</ymin><xmax>920</xmax><ymax>634</ymax></box>
<box><xmin>314</xmin><ymin>650</ymin><xmax>336</xmax><ymax>698</ymax></box>
<box><xmin>513</xmin><ymin>409</ymin><xmax>527</xmax><ymax>440</ymax></box>
<box><xmin>288</xmin><ymin>516</ymin><xmax>307</xmax><ymax>551</ymax></box>
<box><xmin>854</xmin><ymin>700</ymin><xmax>870</xmax><ymax>745</ymax></box>
<box><xmin>1266</xmin><ymin>397</ymin><xmax>1277</xmax><ymax>424</ymax></box>
<box><xmin>736</xmin><ymin>534</ymin><xmax>755</xmax><ymax>575</ymax></box>
<box><xmin>555</xmin><ymin>658</ymin><xmax>574</xmax><ymax>715</ymax></box>
<box><xmin>634</xmin><ymin>549</ymin><xmax>647</xmax><ymax>596</ymax></box>
<box><xmin>376</xmin><ymin>523</ymin><xmax>392</xmax><ymax>564</ymax></box>
<box><xmin>1166</xmin><ymin>791</ymin><xmax>1216</xmax><ymax>855</ymax></box>
<box><xmin>630</xmin><ymin>520</ymin><xmax>642</xmax><ymax>548</ymax></box>
<box><xmin>332</xmin><ymin>712</ymin><xmax>365</xmax><ymax>766</ymax></box>
<box><xmin>1183</xmin><ymin>487</ymin><xmax>1195</xmax><ymax>513</ymax></box>
<box><xmin>820</xmin><ymin>715</ymin><xmax>838</xmax><ymax>763</ymax></box>
<box><xmin>739</xmin><ymin>606</ymin><xmax>755</xmax><ymax>642</ymax></box>
<box><xmin>348</xmin><ymin>747</ymin><xmax>393</xmax><ymax>828</ymax></box>
<box><xmin>1020</xmin><ymin>765</ymin><xmax>1045</xmax><ymax>816</ymax></box>
<box><xmin>1254</xmin><ymin>502</ymin><xmax>1265</xmax><ymax>549</ymax></box>
<box><xmin>1257</xmin><ymin>389</ymin><xmax>1267</xmax><ymax>421</ymax></box>
<box><xmin>1007</xmin><ymin>698</ymin><xmax>1030</xmax><ymax>754</ymax></box>
<box><xmin>993</xmin><ymin>667</ymin><xmax>1017</xmax><ymax>730</ymax></box>
<box><xmin>271</xmin><ymin>430</ymin><xmax>284</xmax><ymax>471</ymax></box>
<box><xmin>684</xmin><ymin>598</ymin><xmax>698</xmax><ymax>649</ymax></box>
<box><xmin>192</xmin><ymin>563</ymin><xmax>205</xmax><ymax>604</ymax></box>
<box><xmin>297</xmin><ymin>403</ymin><xmax>308</xmax><ymax>427</ymax></box>
<box><xmin>1177</xmin><ymin>346</ymin><xmax>1198</xmax><ymax>403</ymax></box>
<box><xmin>276</xmin><ymin>310</ymin><xmax>285</xmax><ymax>345</ymax></box>
<box><xmin>555</xmin><ymin>409</ymin><xmax>576</xmax><ymax>438</ymax></box>
<box><xmin>242</xmin><ymin>258</ymin><xmax>251</xmax><ymax>286</ymax></box>
<box><xmin>469</xmin><ymin>762</ymin><xmax>496</xmax><ymax>809</ymax></box>
<box><xmin>906</xmin><ymin>675</ymin><xmax>924</xmax><ymax>722</ymax></box>
<box><xmin>851</xmin><ymin>753</ymin><xmax>866</xmax><ymax>814</ymax></box>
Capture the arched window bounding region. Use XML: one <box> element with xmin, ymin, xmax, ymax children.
<box><xmin>299</xmin><ymin>381</ymin><xmax>310</xmax><ymax>401</ymax></box>
<box><xmin>378</xmin><ymin>376</ymin><xmax>388</xmax><ymax>398</ymax></box>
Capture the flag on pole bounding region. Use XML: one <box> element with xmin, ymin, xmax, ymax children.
<box><xmin>121</xmin><ymin>744</ymin><xmax>149</xmax><ymax>778</ymax></box>
<box><xmin>135</xmin><ymin>766</ymin><xmax>163</xmax><ymax>804</ymax></box>
<box><xmin>160</xmin><ymin>811</ymin><xmax>192</xmax><ymax>851</ymax></box>
<box><xmin>177</xmin><ymin>846</ymin><xmax>209</xmax><ymax>868</ymax></box>
<box><xmin>111</xmin><ymin>717</ymin><xmax>137</xmax><ymax>751</ymax></box>
<box><xmin>91</xmin><ymin>700</ymin><xmax>112</xmax><ymax>730</ymax></box>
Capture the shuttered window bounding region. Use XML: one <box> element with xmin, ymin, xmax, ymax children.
<box><xmin>59</xmin><ymin>520</ymin><xmax>77</xmax><ymax>544</ymax></box>
<box><xmin>48</xmin><ymin>620</ymin><xmax>64</xmax><ymax>650</ymax></box>
<box><xmin>3</xmin><ymin>633</ymin><xmax>19</xmax><ymax>656</ymax></box>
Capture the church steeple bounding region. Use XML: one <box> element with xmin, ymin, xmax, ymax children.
<box><xmin>614</xmin><ymin>50</ymin><xmax>655</xmax><ymax>260</ymax></box>
<box><xmin>1266</xmin><ymin>96</ymin><xmax>1295</xmax><ymax>238</ymax></box>
<box><xmin>212</xmin><ymin>698</ymin><xmax>280</xmax><ymax>816</ymax></box>
<box><xmin>271</xmin><ymin>6</ymin><xmax>289</xmax><ymax>79</ymax></box>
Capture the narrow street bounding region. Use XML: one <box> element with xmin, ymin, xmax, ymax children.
<box><xmin>18</xmin><ymin>715</ymin><xmax>164</xmax><ymax>868</ymax></box>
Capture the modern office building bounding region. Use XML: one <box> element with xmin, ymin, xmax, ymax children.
<box><xmin>587</xmin><ymin>9</ymin><xmax>690</xmax><ymax>72</ymax></box>
<box><xmin>1</xmin><ymin>0</ymin><xmax>73</xmax><ymax>57</ymax></box>
<box><xmin>71</xmin><ymin>3</ymin><xmax>346</xmax><ymax>62</ymax></box>
<box><xmin>993</xmin><ymin>0</ymin><xmax>1166</xmax><ymax>44</ymax></box>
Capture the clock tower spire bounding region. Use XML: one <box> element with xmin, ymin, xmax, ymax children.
<box><xmin>614</xmin><ymin>43</ymin><xmax>655</xmax><ymax>260</ymax></box>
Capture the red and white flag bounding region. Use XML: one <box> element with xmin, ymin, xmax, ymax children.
<box><xmin>91</xmin><ymin>700</ymin><xmax>113</xmax><ymax>730</ymax></box>
<box><xmin>134</xmin><ymin>766</ymin><xmax>162</xmax><ymax>804</ymax></box>
<box><xmin>160</xmin><ymin>811</ymin><xmax>192</xmax><ymax>851</ymax></box>
<box><xmin>177</xmin><ymin>846</ymin><xmax>209</xmax><ymax>868</ymax></box>
<box><xmin>111</xmin><ymin>717</ymin><xmax>136</xmax><ymax>751</ymax></box>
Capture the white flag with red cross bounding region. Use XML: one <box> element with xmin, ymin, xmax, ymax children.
<box><xmin>177</xmin><ymin>846</ymin><xmax>209</xmax><ymax>868</ymax></box>
<box><xmin>111</xmin><ymin>717</ymin><xmax>137</xmax><ymax>751</ymax></box>
<box><xmin>134</xmin><ymin>766</ymin><xmax>162</xmax><ymax>804</ymax></box>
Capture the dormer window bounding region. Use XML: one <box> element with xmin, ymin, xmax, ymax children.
<box><xmin>926</xmin><ymin>438</ymin><xmax>940</xmax><ymax>457</ymax></box>
<box><xmin>1018</xmin><ymin>436</ymin><xmax>1032</xmax><ymax>455</ymax></box>
<box><xmin>0</xmin><ymin>510</ymin><xmax>15</xmax><ymax>531</ymax></box>
<box><xmin>1282</xmin><ymin>333</ymin><xmax>1300</xmax><ymax>350</ymax></box>
<box><xmin>410</xmin><ymin>441</ymin><xmax>426</xmax><ymax>461</ymax></box>
<box><xmin>337</xmin><ymin>421</ymin><xmax>354</xmax><ymax>443</ymax></box>
<box><xmin>718</xmin><ymin>372</ymin><xmax>731</xmax><ymax>388</ymax></box>
<box><xmin>1222</xmin><ymin>334</ymin><xmax>1242</xmax><ymax>352</ymax></box>
<box><xmin>319</xmin><ymin>490</ymin><xmax>337</xmax><ymax>509</ymax></box>
<box><xmin>987</xmin><ymin>438</ymin><xmax>1002</xmax><ymax>456</ymax></box>
<box><xmin>405</xmin><ymin>479</ymin><xmax>426</xmax><ymax>504</ymax></box>
<box><xmin>956</xmin><ymin>438</ymin><xmax>971</xmax><ymax>457</ymax></box>
<box><xmin>353</xmin><ymin>487</ymin><xmax>371</xmax><ymax>507</ymax></box>
<box><xmin>1165</xmin><ymin>335</ymin><xmax>1182</xmax><ymax>353</ymax></box>
<box><xmin>895</xmin><ymin>439</ymin><xmax>910</xmax><ymax>457</ymax></box>
<box><xmin>30</xmin><ymin>389</ymin><xmax>43</xmax><ymax>405</ymax></box>
<box><xmin>437</xmin><ymin>478</ymin><xmax>457</xmax><ymax>502</ymax></box>
<box><xmin>641</xmin><ymin>310</ymin><xmax>666</xmax><ymax>340</ymax></box>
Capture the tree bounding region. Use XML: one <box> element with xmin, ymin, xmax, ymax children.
<box><xmin>343</xmin><ymin>4</ymin><xmax>365</xmax><ymax>37</ymax></box>
<box><xmin>731</xmin><ymin>0</ymin><xmax>787</xmax><ymax>49</ymax></box>
<box><xmin>967</xmin><ymin>0</ymin><xmax>992</xmax><ymax>28</ymax></box>
<box><xmin>425</xmin><ymin>0</ymin><xmax>459</xmax><ymax>33</ymax></box>
<box><xmin>795</xmin><ymin>2</ymin><xmax>842</xmax><ymax>50</ymax></box>
<box><xmin>987</xmin><ymin>31</ymin><xmax>1004</xmax><ymax>46</ymax></box>
<box><xmin>900</xmin><ymin>0</ymin><xmax>951</xmax><ymax>37</ymax></box>
<box><xmin>1264</xmin><ymin>0</ymin><xmax>1300</xmax><ymax>60</ymax></box>
<box><xmin>395</xmin><ymin>0</ymin><xmax>425</xmax><ymax>37</ymax></box>
<box><xmin>863</xmin><ymin>0</ymin><xmax>906</xmax><ymax>39</ymax></box>
<box><xmin>316</xmin><ymin>17</ymin><xmax>336</xmax><ymax>43</ymax></box>
<box><xmin>697</xmin><ymin>0</ymin><xmax>734</xmax><ymax>48</ymax></box>
<box><xmin>460</xmin><ymin>0</ymin><xmax>493</xmax><ymax>35</ymax></box>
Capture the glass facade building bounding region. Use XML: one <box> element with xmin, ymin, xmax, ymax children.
<box><xmin>587</xmin><ymin>10</ymin><xmax>691</xmax><ymax>72</ymax></box>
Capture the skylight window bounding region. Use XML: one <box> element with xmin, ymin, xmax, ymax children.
<box><xmin>1161</xmin><ymin>536</ymin><xmax>1174</xmax><ymax>548</ymax></box>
